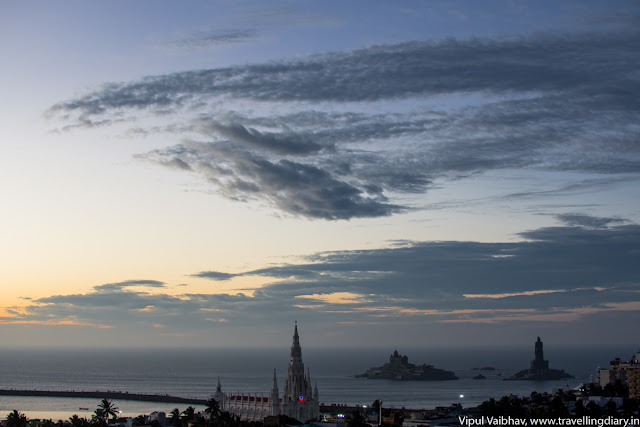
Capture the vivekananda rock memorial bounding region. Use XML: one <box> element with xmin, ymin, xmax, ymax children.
<box><xmin>356</xmin><ymin>349</ymin><xmax>458</xmax><ymax>381</ymax></box>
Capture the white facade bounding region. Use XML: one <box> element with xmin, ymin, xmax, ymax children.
<box><xmin>214</xmin><ymin>377</ymin><xmax>273</xmax><ymax>421</ymax></box>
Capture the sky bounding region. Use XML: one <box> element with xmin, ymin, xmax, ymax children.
<box><xmin>1</xmin><ymin>0</ymin><xmax>639</xmax><ymax>350</ymax></box>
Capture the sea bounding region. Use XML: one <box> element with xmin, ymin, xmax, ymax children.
<box><xmin>0</xmin><ymin>345</ymin><xmax>636</xmax><ymax>422</ymax></box>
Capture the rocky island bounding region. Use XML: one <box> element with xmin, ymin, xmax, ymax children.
<box><xmin>504</xmin><ymin>337</ymin><xmax>574</xmax><ymax>381</ymax></box>
<box><xmin>356</xmin><ymin>350</ymin><xmax>458</xmax><ymax>381</ymax></box>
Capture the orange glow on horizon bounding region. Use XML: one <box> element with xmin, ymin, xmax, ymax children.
<box><xmin>295</xmin><ymin>292</ymin><xmax>372</xmax><ymax>304</ymax></box>
<box><xmin>0</xmin><ymin>319</ymin><xmax>114</xmax><ymax>328</ymax></box>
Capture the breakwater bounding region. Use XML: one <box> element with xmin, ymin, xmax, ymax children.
<box><xmin>0</xmin><ymin>390</ymin><xmax>206</xmax><ymax>405</ymax></box>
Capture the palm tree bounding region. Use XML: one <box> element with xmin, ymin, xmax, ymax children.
<box><xmin>94</xmin><ymin>398</ymin><xmax>119</xmax><ymax>426</ymax></box>
<box><xmin>69</xmin><ymin>415</ymin><xmax>89</xmax><ymax>427</ymax></box>
<box><xmin>99</xmin><ymin>398</ymin><xmax>119</xmax><ymax>419</ymax></box>
<box><xmin>182</xmin><ymin>406</ymin><xmax>196</xmax><ymax>422</ymax></box>
<box><xmin>91</xmin><ymin>412</ymin><xmax>107</xmax><ymax>427</ymax></box>
<box><xmin>170</xmin><ymin>408</ymin><xmax>182</xmax><ymax>427</ymax></box>
<box><xmin>6</xmin><ymin>410</ymin><xmax>28</xmax><ymax>427</ymax></box>
<box><xmin>204</xmin><ymin>398</ymin><xmax>220</xmax><ymax>426</ymax></box>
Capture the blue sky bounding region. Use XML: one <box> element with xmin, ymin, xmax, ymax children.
<box><xmin>1</xmin><ymin>0</ymin><xmax>639</xmax><ymax>348</ymax></box>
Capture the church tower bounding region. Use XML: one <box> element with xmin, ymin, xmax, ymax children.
<box><xmin>280</xmin><ymin>322</ymin><xmax>319</xmax><ymax>421</ymax></box>
<box><xmin>212</xmin><ymin>324</ymin><xmax>319</xmax><ymax>421</ymax></box>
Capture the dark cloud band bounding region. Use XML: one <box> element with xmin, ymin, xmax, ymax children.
<box><xmin>11</xmin><ymin>218</ymin><xmax>640</xmax><ymax>329</ymax></box>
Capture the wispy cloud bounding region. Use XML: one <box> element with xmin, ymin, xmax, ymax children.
<box><xmin>194</xmin><ymin>271</ymin><xmax>237</xmax><ymax>281</ymax></box>
<box><xmin>47</xmin><ymin>29</ymin><xmax>640</xmax><ymax>219</ymax></box>
<box><xmin>165</xmin><ymin>29</ymin><xmax>258</xmax><ymax>52</ymax></box>
<box><xmin>555</xmin><ymin>213</ymin><xmax>626</xmax><ymax>229</ymax></box>
<box><xmin>439</xmin><ymin>302</ymin><xmax>640</xmax><ymax>324</ymax></box>
<box><xmin>463</xmin><ymin>289</ymin><xmax>566</xmax><ymax>299</ymax></box>
<box><xmin>0</xmin><ymin>319</ymin><xmax>113</xmax><ymax>328</ymax></box>
<box><xmin>92</xmin><ymin>279</ymin><xmax>166</xmax><ymax>292</ymax></box>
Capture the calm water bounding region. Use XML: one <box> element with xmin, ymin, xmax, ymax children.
<box><xmin>0</xmin><ymin>346</ymin><xmax>635</xmax><ymax>421</ymax></box>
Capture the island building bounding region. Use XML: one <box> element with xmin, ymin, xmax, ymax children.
<box><xmin>598</xmin><ymin>350</ymin><xmax>640</xmax><ymax>399</ymax></box>
<box><xmin>213</xmin><ymin>323</ymin><xmax>320</xmax><ymax>422</ymax></box>
<box><xmin>504</xmin><ymin>337</ymin><xmax>573</xmax><ymax>381</ymax></box>
<box><xmin>531</xmin><ymin>336</ymin><xmax>549</xmax><ymax>375</ymax></box>
<box><xmin>356</xmin><ymin>349</ymin><xmax>458</xmax><ymax>381</ymax></box>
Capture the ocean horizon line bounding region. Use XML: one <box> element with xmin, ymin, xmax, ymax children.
<box><xmin>2</xmin><ymin>343</ymin><xmax>637</xmax><ymax>351</ymax></box>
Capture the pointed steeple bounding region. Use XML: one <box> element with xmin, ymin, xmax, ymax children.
<box><xmin>271</xmin><ymin>369</ymin><xmax>279</xmax><ymax>395</ymax></box>
<box><xmin>270</xmin><ymin>368</ymin><xmax>280</xmax><ymax>416</ymax></box>
<box><xmin>291</xmin><ymin>321</ymin><xmax>302</xmax><ymax>360</ymax></box>
<box><xmin>213</xmin><ymin>376</ymin><xmax>226</xmax><ymax>408</ymax></box>
<box><xmin>280</xmin><ymin>322</ymin><xmax>319</xmax><ymax>420</ymax></box>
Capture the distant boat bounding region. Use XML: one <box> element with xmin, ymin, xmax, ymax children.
<box><xmin>79</xmin><ymin>408</ymin><xmax>89</xmax><ymax>411</ymax></box>
<box><xmin>472</xmin><ymin>374</ymin><xmax>486</xmax><ymax>380</ymax></box>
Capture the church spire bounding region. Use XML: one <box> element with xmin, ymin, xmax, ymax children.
<box><xmin>271</xmin><ymin>369</ymin><xmax>279</xmax><ymax>394</ymax></box>
<box><xmin>270</xmin><ymin>368</ymin><xmax>280</xmax><ymax>416</ymax></box>
<box><xmin>280</xmin><ymin>322</ymin><xmax>319</xmax><ymax>421</ymax></box>
<box><xmin>290</xmin><ymin>321</ymin><xmax>302</xmax><ymax>361</ymax></box>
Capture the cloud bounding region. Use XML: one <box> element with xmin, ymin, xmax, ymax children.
<box><xmin>165</xmin><ymin>29</ymin><xmax>258</xmax><ymax>51</ymax></box>
<box><xmin>209</xmin><ymin>217</ymin><xmax>640</xmax><ymax>318</ymax></box>
<box><xmin>555</xmin><ymin>213</ymin><xmax>626</xmax><ymax>229</ymax></box>
<box><xmin>144</xmin><ymin>141</ymin><xmax>404</xmax><ymax>219</ymax></box>
<box><xmin>21</xmin><ymin>287</ymin><xmax>237</xmax><ymax>331</ymax></box>
<box><xmin>193</xmin><ymin>271</ymin><xmax>237</xmax><ymax>281</ymax></box>
<box><xmin>5</xmin><ymin>218</ymin><xmax>640</xmax><ymax>340</ymax></box>
<box><xmin>93</xmin><ymin>279</ymin><xmax>165</xmax><ymax>292</ymax></box>
<box><xmin>196</xmin><ymin>119</ymin><xmax>327</xmax><ymax>155</ymax></box>
<box><xmin>47</xmin><ymin>28</ymin><xmax>640</xmax><ymax>219</ymax></box>
<box><xmin>215</xmin><ymin>218</ymin><xmax>640</xmax><ymax>319</ymax></box>
<box><xmin>438</xmin><ymin>302</ymin><xmax>640</xmax><ymax>324</ymax></box>
<box><xmin>0</xmin><ymin>319</ymin><xmax>113</xmax><ymax>328</ymax></box>
<box><xmin>48</xmin><ymin>32</ymin><xmax>640</xmax><ymax>114</ymax></box>
<box><xmin>463</xmin><ymin>289</ymin><xmax>567</xmax><ymax>299</ymax></box>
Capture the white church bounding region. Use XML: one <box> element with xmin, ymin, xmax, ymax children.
<box><xmin>212</xmin><ymin>323</ymin><xmax>320</xmax><ymax>422</ymax></box>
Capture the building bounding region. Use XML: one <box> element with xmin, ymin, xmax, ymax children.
<box><xmin>530</xmin><ymin>336</ymin><xmax>549</xmax><ymax>375</ymax></box>
<box><xmin>280</xmin><ymin>322</ymin><xmax>319</xmax><ymax>421</ymax></box>
<box><xmin>213</xmin><ymin>323</ymin><xmax>320</xmax><ymax>422</ymax></box>
<box><xmin>504</xmin><ymin>337</ymin><xmax>573</xmax><ymax>381</ymax></box>
<box><xmin>598</xmin><ymin>351</ymin><xmax>640</xmax><ymax>399</ymax></box>
<box><xmin>213</xmin><ymin>376</ymin><xmax>273</xmax><ymax>421</ymax></box>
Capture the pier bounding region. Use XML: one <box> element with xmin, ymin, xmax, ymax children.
<box><xmin>0</xmin><ymin>389</ymin><xmax>207</xmax><ymax>405</ymax></box>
